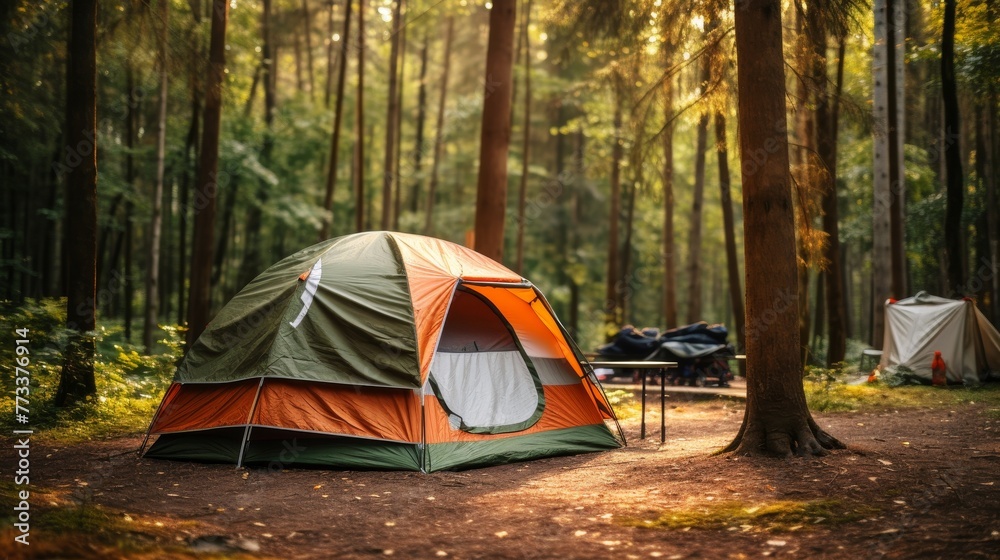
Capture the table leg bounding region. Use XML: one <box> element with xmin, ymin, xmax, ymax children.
<box><xmin>660</xmin><ymin>367</ymin><xmax>666</xmax><ymax>444</ymax></box>
<box><xmin>640</xmin><ymin>369</ymin><xmax>647</xmax><ymax>440</ymax></box>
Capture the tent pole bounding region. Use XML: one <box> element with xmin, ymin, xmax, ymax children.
<box><xmin>137</xmin><ymin>382</ymin><xmax>177</xmax><ymax>456</ymax></box>
<box><xmin>419</xmin><ymin>385</ymin><xmax>428</xmax><ymax>473</ymax></box>
<box><xmin>237</xmin><ymin>377</ymin><xmax>266</xmax><ymax>468</ymax></box>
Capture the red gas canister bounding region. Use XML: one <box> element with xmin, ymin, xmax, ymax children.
<box><xmin>931</xmin><ymin>351</ymin><xmax>947</xmax><ymax>386</ymax></box>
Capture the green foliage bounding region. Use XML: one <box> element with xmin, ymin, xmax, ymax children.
<box><xmin>622</xmin><ymin>499</ymin><xmax>876</xmax><ymax>532</ymax></box>
<box><xmin>803</xmin><ymin>371</ymin><xmax>1000</xmax><ymax>412</ymax></box>
<box><xmin>0</xmin><ymin>299</ymin><xmax>181</xmax><ymax>443</ymax></box>
<box><xmin>604</xmin><ymin>388</ymin><xmax>643</xmax><ymax>421</ymax></box>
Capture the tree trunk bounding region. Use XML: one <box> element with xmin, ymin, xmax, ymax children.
<box><xmin>662</xmin><ymin>49</ymin><xmax>677</xmax><ymax>328</ymax></box>
<box><xmin>381</xmin><ymin>0</ymin><xmax>403</xmax><ymax>229</ymax></box>
<box><xmin>870</xmin><ymin>0</ymin><xmax>905</xmax><ymax>348</ymax></box>
<box><xmin>410</xmin><ymin>31</ymin><xmax>429</xmax><ymax>214</ymax></box>
<box><xmin>302</xmin><ymin>0</ymin><xmax>315</xmax><ymax>101</ymax></box>
<box><xmin>568</xmin><ymin>125</ymin><xmax>584</xmax><ymax>337</ymax></box>
<box><xmin>123</xmin><ymin>65</ymin><xmax>136</xmax><ymax>343</ymax></box>
<box><xmin>942</xmin><ymin>0</ymin><xmax>964</xmax><ymax>293</ymax></box>
<box><xmin>604</xmin><ymin>83</ymin><xmax>623</xmax><ymax>328</ymax></box>
<box><xmin>319</xmin><ymin>0</ymin><xmax>353</xmax><ymax>240</ymax></box>
<box><xmin>473</xmin><ymin>0</ymin><xmax>517</xmax><ymax>263</ymax></box>
<box><xmin>354</xmin><ymin>0</ymin><xmax>365</xmax><ymax>232</ymax></box>
<box><xmin>807</xmin><ymin>1</ymin><xmax>846</xmax><ymax>366</ymax></box>
<box><xmin>185</xmin><ymin>0</ymin><xmax>229</xmax><ymax>348</ymax></box>
<box><xmin>886</xmin><ymin>0</ymin><xmax>906</xmax><ymax>299</ymax></box>
<box><xmin>716</xmin><ymin>112</ymin><xmax>746</xmax><ymax>362</ymax></box>
<box><xmin>514</xmin><ymin>0</ymin><xmax>532</xmax><ymax>273</ymax></box>
<box><xmin>57</xmin><ymin>0</ymin><xmax>99</xmax><ymax>406</ymax></box>
<box><xmin>724</xmin><ymin>0</ymin><xmax>842</xmax><ymax>457</ymax></box>
<box><xmin>239</xmin><ymin>0</ymin><xmax>274</xmax><ymax>289</ymax></box>
<box><xmin>392</xmin><ymin>11</ymin><xmax>407</xmax><ymax>230</ymax></box>
<box><xmin>324</xmin><ymin>0</ymin><xmax>336</xmax><ymax>107</ymax></box>
<box><xmin>424</xmin><ymin>17</ymin><xmax>455</xmax><ymax>235</ymax></box>
<box><xmin>686</xmin><ymin>111</ymin><xmax>709</xmax><ymax>324</ymax></box>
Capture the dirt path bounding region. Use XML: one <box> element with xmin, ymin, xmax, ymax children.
<box><xmin>2</xmin><ymin>397</ymin><xmax>999</xmax><ymax>559</ymax></box>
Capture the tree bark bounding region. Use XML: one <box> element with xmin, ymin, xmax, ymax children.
<box><xmin>424</xmin><ymin>17</ymin><xmax>455</xmax><ymax>235</ymax></box>
<box><xmin>807</xmin><ymin>1</ymin><xmax>846</xmax><ymax>366</ymax></box>
<box><xmin>871</xmin><ymin>0</ymin><xmax>903</xmax><ymax>347</ymax></box>
<box><xmin>716</xmin><ymin>112</ymin><xmax>745</xmax><ymax>362</ymax></box>
<box><xmin>514</xmin><ymin>0</ymin><xmax>532</xmax><ymax>273</ymax></box>
<box><xmin>56</xmin><ymin>0</ymin><xmax>99</xmax><ymax>406</ymax></box>
<box><xmin>686</xmin><ymin>111</ymin><xmax>709</xmax><ymax>324</ymax></box>
<box><xmin>604</xmin><ymin>82</ymin><xmax>623</xmax><ymax>328</ymax></box>
<box><xmin>354</xmin><ymin>0</ymin><xmax>366</xmax><ymax>232</ymax></box>
<box><xmin>886</xmin><ymin>0</ymin><xmax>905</xmax><ymax>299</ymax></box>
<box><xmin>409</xmin><ymin>31</ymin><xmax>429</xmax><ymax>214</ymax></box>
<box><xmin>473</xmin><ymin>0</ymin><xmax>517</xmax><ymax>263</ymax></box>
<box><xmin>381</xmin><ymin>0</ymin><xmax>403</xmax><ymax>229</ymax></box>
<box><xmin>724</xmin><ymin>0</ymin><xmax>842</xmax><ymax>457</ymax></box>
<box><xmin>392</xmin><ymin>10</ymin><xmax>407</xmax><ymax>230</ymax></box>
<box><xmin>302</xmin><ymin>0</ymin><xmax>316</xmax><ymax>101</ymax></box>
<box><xmin>319</xmin><ymin>0</ymin><xmax>353</xmax><ymax>240</ymax></box>
<box><xmin>662</xmin><ymin>49</ymin><xmax>677</xmax><ymax>328</ymax></box>
<box><xmin>942</xmin><ymin>0</ymin><xmax>964</xmax><ymax>293</ymax></box>
<box><xmin>185</xmin><ymin>0</ymin><xmax>229</xmax><ymax>348</ymax></box>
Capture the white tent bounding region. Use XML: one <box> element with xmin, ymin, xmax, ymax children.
<box><xmin>879</xmin><ymin>292</ymin><xmax>1000</xmax><ymax>384</ymax></box>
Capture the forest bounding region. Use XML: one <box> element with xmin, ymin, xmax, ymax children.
<box><xmin>1</xmin><ymin>0</ymin><xmax>999</xmax><ymax>382</ymax></box>
<box><xmin>3</xmin><ymin>1</ymin><xmax>1000</xmax><ymax>557</ymax></box>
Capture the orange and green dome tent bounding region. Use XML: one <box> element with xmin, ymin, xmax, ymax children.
<box><xmin>142</xmin><ymin>231</ymin><xmax>622</xmax><ymax>471</ymax></box>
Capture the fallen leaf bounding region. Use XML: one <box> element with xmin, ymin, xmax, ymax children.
<box><xmin>385</xmin><ymin>521</ymin><xmax>396</xmax><ymax>527</ymax></box>
<box><xmin>574</xmin><ymin>530</ymin><xmax>587</xmax><ymax>537</ymax></box>
<box><xmin>426</xmin><ymin>496</ymin><xmax>436</xmax><ymax>501</ymax></box>
<box><xmin>495</xmin><ymin>531</ymin><xmax>508</xmax><ymax>538</ymax></box>
<box><xmin>868</xmin><ymin>477</ymin><xmax>878</xmax><ymax>482</ymax></box>
<box><xmin>314</xmin><ymin>484</ymin><xmax>323</xmax><ymax>490</ymax></box>
<box><xmin>435</xmin><ymin>551</ymin><xmax>447</xmax><ymax>557</ymax></box>
<box><xmin>253</xmin><ymin>522</ymin><xmax>266</xmax><ymax>527</ymax></box>
<box><xmin>766</xmin><ymin>540</ymin><xmax>787</xmax><ymax>547</ymax></box>
<box><xmin>878</xmin><ymin>459</ymin><xmax>893</xmax><ymax>466</ymax></box>
<box><xmin>241</xmin><ymin>472</ymin><xmax>249</xmax><ymax>480</ymax></box>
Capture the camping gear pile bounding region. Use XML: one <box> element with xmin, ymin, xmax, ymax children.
<box><xmin>142</xmin><ymin>232</ymin><xmax>622</xmax><ymax>472</ymax></box>
<box><xmin>877</xmin><ymin>292</ymin><xmax>1000</xmax><ymax>385</ymax></box>
<box><xmin>596</xmin><ymin>322</ymin><xmax>735</xmax><ymax>387</ymax></box>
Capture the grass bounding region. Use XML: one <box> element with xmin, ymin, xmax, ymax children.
<box><xmin>622</xmin><ymin>499</ymin><xmax>877</xmax><ymax>532</ymax></box>
<box><xmin>0</xmin><ymin>299</ymin><xmax>181</xmax><ymax>443</ymax></box>
<box><xmin>804</xmin><ymin>377</ymin><xmax>1000</xmax><ymax>413</ymax></box>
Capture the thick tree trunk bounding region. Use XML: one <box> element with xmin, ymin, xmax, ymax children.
<box><xmin>354</xmin><ymin>0</ymin><xmax>365</xmax><ymax>232</ymax></box>
<box><xmin>724</xmin><ymin>0</ymin><xmax>842</xmax><ymax>457</ymax></box>
<box><xmin>392</xmin><ymin>14</ymin><xmax>407</xmax><ymax>230</ymax></box>
<box><xmin>381</xmin><ymin>0</ymin><xmax>403</xmax><ymax>229</ymax></box>
<box><xmin>409</xmin><ymin>32</ymin><xmax>429</xmax><ymax>214</ymax></box>
<box><xmin>716</xmin><ymin>113</ymin><xmax>745</xmax><ymax>362</ymax></box>
<box><xmin>514</xmin><ymin>0</ymin><xmax>532</xmax><ymax>273</ymax></box>
<box><xmin>942</xmin><ymin>0</ymin><xmax>964</xmax><ymax>293</ymax></box>
<box><xmin>57</xmin><ymin>0</ymin><xmax>99</xmax><ymax>406</ymax></box>
<box><xmin>319</xmin><ymin>0</ymin><xmax>352</xmax><ymax>240</ymax></box>
<box><xmin>473</xmin><ymin>0</ymin><xmax>517</xmax><ymax>263</ymax></box>
<box><xmin>475</xmin><ymin>0</ymin><xmax>517</xmax><ymax>262</ymax></box>
<box><xmin>185</xmin><ymin>0</ymin><xmax>229</xmax><ymax>348</ymax></box>
<box><xmin>424</xmin><ymin>18</ymin><xmax>455</xmax><ymax>235</ymax></box>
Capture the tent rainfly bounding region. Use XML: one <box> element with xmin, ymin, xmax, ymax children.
<box><xmin>879</xmin><ymin>292</ymin><xmax>1000</xmax><ymax>385</ymax></box>
<box><xmin>142</xmin><ymin>232</ymin><xmax>622</xmax><ymax>471</ymax></box>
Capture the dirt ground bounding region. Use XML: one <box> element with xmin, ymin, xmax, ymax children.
<box><xmin>2</xmin><ymin>388</ymin><xmax>999</xmax><ymax>559</ymax></box>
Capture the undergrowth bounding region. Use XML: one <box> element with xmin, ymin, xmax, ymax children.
<box><xmin>0</xmin><ymin>299</ymin><xmax>182</xmax><ymax>443</ymax></box>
